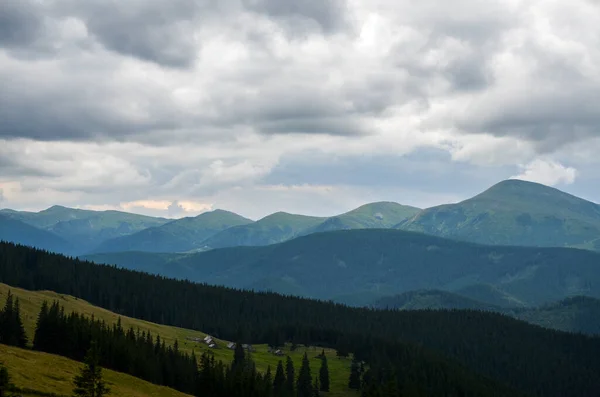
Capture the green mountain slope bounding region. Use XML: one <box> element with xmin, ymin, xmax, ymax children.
<box><xmin>93</xmin><ymin>209</ymin><xmax>253</xmax><ymax>253</ymax></box>
<box><xmin>0</xmin><ymin>214</ymin><xmax>73</xmax><ymax>253</ymax></box>
<box><xmin>371</xmin><ymin>289</ymin><xmax>501</xmax><ymax>311</ymax></box>
<box><xmin>513</xmin><ymin>296</ymin><xmax>600</xmax><ymax>335</ymax></box>
<box><xmin>86</xmin><ymin>229</ymin><xmax>600</xmax><ymax>307</ymax></box>
<box><xmin>454</xmin><ymin>283</ymin><xmax>528</xmax><ymax>308</ymax></box>
<box><xmin>5</xmin><ymin>241</ymin><xmax>600</xmax><ymax>397</ymax></box>
<box><xmin>371</xmin><ymin>289</ymin><xmax>600</xmax><ymax>335</ymax></box>
<box><xmin>303</xmin><ymin>202</ymin><xmax>420</xmax><ymax>235</ymax></box>
<box><xmin>397</xmin><ymin>179</ymin><xmax>600</xmax><ymax>250</ymax></box>
<box><xmin>0</xmin><ymin>205</ymin><xmax>168</xmax><ymax>254</ymax></box>
<box><xmin>201</xmin><ymin>212</ymin><xmax>326</xmax><ymax>249</ymax></box>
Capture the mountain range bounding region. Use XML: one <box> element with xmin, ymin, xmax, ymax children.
<box><xmin>0</xmin><ymin>205</ymin><xmax>169</xmax><ymax>254</ymax></box>
<box><xmin>85</xmin><ymin>228</ymin><xmax>600</xmax><ymax>307</ymax></box>
<box><xmin>397</xmin><ymin>179</ymin><xmax>600</xmax><ymax>250</ymax></box>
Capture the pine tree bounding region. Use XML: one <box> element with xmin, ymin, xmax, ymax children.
<box><xmin>319</xmin><ymin>355</ymin><xmax>330</xmax><ymax>392</ymax></box>
<box><xmin>349</xmin><ymin>359</ymin><xmax>361</xmax><ymax>390</ymax></box>
<box><xmin>0</xmin><ymin>364</ymin><xmax>10</xmax><ymax>397</ymax></box>
<box><xmin>297</xmin><ymin>353</ymin><xmax>312</xmax><ymax>397</ymax></box>
<box><xmin>313</xmin><ymin>377</ymin><xmax>320</xmax><ymax>397</ymax></box>
<box><xmin>72</xmin><ymin>342</ymin><xmax>110</xmax><ymax>397</ymax></box>
<box><xmin>285</xmin><ymin>356</ymin><xmax>295</xmax><ymax>397</ymax></box>
<box><xmin>233</xmin><ymin>342</ymin><xmax>246</xmax><ymax>369</ymax></box>
<box><xmin>33</xmin><ymin>300</ymin><xmax>49</xmax><ymax>349</ymax></box>
<box><xmin>14</xmin><ymin>298</ymin><xmax>28</xmax><ymax>347</ymax></box>
<box><xmin>273</xmin><ymin>360</ymin><xmax>286</xmax><ymax>397</ymax></box>
<box><xmin>264</xmin><ymin>366</ymin><xmax>273</xmax><ymax>397</ymax></box>
<box><xmin>0</xmin><ymin>291</ymin><xmax>14</xmax><ymax>346</ymax></box>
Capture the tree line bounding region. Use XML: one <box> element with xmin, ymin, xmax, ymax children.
<box><xmin>3</xmin><ymin>241</ymin><xmax>600</xmax><ymax>396</ymax></box>
<box><xmin>2</xmin><ymin>291</ymin><xmax>333</xmax><ymax>397</ymax></box>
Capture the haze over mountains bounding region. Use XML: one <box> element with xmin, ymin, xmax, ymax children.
<box><xmin>3</xmin><ymin>178</ymin><xmax>600</xmax><ymax>335</ymax></box>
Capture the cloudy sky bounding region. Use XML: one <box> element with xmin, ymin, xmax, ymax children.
<box><xmin>1</xmin><ymin>0</ymin><xmax>599</xmax><ymax>219</ymax></box>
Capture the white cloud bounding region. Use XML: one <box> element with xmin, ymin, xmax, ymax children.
<box><xmin>511</xmin><ymin>159</ymin><xmax>577</xmax><ymax>186</ymax></box>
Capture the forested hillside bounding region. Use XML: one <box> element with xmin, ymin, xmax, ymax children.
<box><xmin>85</xmin><ymin>229</ymin><xmax>600</xmax><ymax>306</ymax></box>
<box><xmin>3</xmin><ymin>241</ymin><xmax>600</xmax><ymax>397</ymax></box>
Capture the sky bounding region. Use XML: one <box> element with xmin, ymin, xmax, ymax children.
<box><xmin>1</xmin><ymin>0</ymin><xmax>600</xmax><ymax>220</ymax></box>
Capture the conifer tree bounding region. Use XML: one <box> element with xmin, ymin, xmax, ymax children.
<box><xmin>349</xmin><ymin>359</ymin><xmax>361</xmax><ymax>390</ymax></box>
<box><xmin>0</xmin><ymin>291</ymin><xmax>14</xmax><ymax>345</ymax></box>
<box><xmin>297</xmin><ymin>353</ymin><xmax>312</xmax><ymax>397</ymax></box>
<box><xmin>273</xmin><ymin>360</ymin><xmax>286</xmax><ymax>397</ymax></box>
<box><xmin>285</xmin><ymin>356</ymin><xmax>295</xmax><ymax>397</ymax></box>
<box><xmin>0</xmin><ymin>364</ymin><xmax>10</xmax><ymax>397</ymax></box>
<box><xmin>14</xmin><ymin>298</ymin><xmax>27</xmax><ymax>347</ymax></box>
<box><xmin>233</xmin><ymin>342</ymin><xmax>246</xmax><ymax>370</ymax></box>
<box><xmin>319</xmin><ymin>355</ymin><xmax>329</xmax><ymax>392</ymax></box>
<box><xmin>73</xmin><ymin>342</ymin><xmax>110</xmax><ymax>397</ymax></box>
<box><xmin>264</xmin><ymin>366</ymin><xmax>273</xmax><ymax>397</ymax></box>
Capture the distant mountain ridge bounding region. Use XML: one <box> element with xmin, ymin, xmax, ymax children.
<box><xmin>92</xmin><ymin>209</ymin><xmax>253</xmax><ymax>253</ymax></box>
<box><xmin>397</xmin><ymin>179</ymin><xmax>600</xmax><ymax>250</ymax></box>
<box><xmin>200</xmin><ymin>212</ymin><xmax>326</xmax><ymax>249</ymax></box>
<box><xmin>0</xmin><ymin>214</ymin><xmax>73</xmax><ymax>253</ymax></box>
<box><xmin>85</xmin><ymin>228</ymin><xmax>600</xmax><ymax>307</ymax></box>
<box><xmin>300</xmin><ymin>201</ymin><xmax>421</xmax><ymax>235</ymax></box>
<box><xmin>201</xmin><ymin>202</ymin><xmax>420</xmax><ymax>250</ymax></box>
<box><xmin>0</xmin><ymin>205</ymin><xmax>169</xmax><ymax>254</ymax></box>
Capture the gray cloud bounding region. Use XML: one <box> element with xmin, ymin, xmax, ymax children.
<box><xmin>243</xmin><ymin>0</ymin><xmax>350</xmax><ymax>34</ymax></box>
<box><xmin>0</xmin><ymin>0</ymin><xmax>45</xmax><ymax>48</ymax></box>
<box><xmin>65</xmin><ymin>0</ymin><xmax>204</xmax><ymax>68</ymax></box>
<box><xmin>2</xmin><ymin>0</ymin><xmax>600</xmax><ymax>217</ymax></box>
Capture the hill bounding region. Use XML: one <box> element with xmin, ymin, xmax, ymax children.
<box><xmin>92</xmin><ymin>209</ymin><xmax>253</xmax><ymax>253</ymax></box>
<box><xmin>397</xmin><ymin>179</ymin><xmax>600</xmax><ymax>250</ymax></box>
<box><xmin>302</xmin><ymin>202</ymin><xmax>420</xmax><ymax>235</ymax></box>
<box><xmin>0</xmin><ymin>205</ymin><xmax>168</xmax><ymax>254</ymax></box>
<box><xmin>0</xmin><ymin>214</ymin><xmax>73</xmax><ymax>253</ymax></box>
<box><xmin>86</xmin><ymin>229</ymin><xmax>600</xmax><ymax>307</ymax></box>
<box><xmin>371</xmin><ymin>289</ymin><xmax>501</xmax><ymax>311</ymax></box>
<box><xmin>0</xmin><ymin>282</ymin><xmax>355</xmax><ymax>397</ymax></box>
<box><xmin>371</xmin><ymin>289</ymin><xmax>600</xmax><ymax>335</ymax></box>
<box><xmin>3</xmin><ymin>241</ymin><xmax>600</xmax><ymax>397</ymax></box>
<box><xmin>0</xmin><ymin>344</ymin><xmax>192</xmax><ymax>397</ymax></box>
<box><xmin>513</xmin><ymin>296</ymin><xmax>600</xmax><ymax>335</ymax></box>
<box><xmin>201</xmin><ymin>212</ymin><xmax>326</xmax><ymax>249</ymax></box>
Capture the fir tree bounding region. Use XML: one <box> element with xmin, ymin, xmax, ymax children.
<box><xmin>297</xmin><ymin>353</ymin><xmax>312</xmax><ymax>397</ymax></box>
<box><xmin>14</xmin><ymin>298</ymin><xmax>27</xmax><ymax>347</ymax></box>
<box><xmin>0</xmin><ymin>364</ymin><xmax>10</xmax><ymax>397</ymax></box>
<box><xmin>273</xmin><ymin>360</ymin><xmax>286</xmax><ymax>397</ymax></box>
<box><xmin>349</xmin><ymin>359</ymin><xmax>361</xmax><ymax>390</ymax></box>
<box><xmin>72</xmin><ymin>342</ymin><xmax>110</xmax><ymax>397</ymax></box>
<box><xmin>313</xmin><ymin>377</ymin><xmax>320</xmax><ymax>397</ymax></box>
<box><xmin>285</xmin><ymin>356</ymin><xmax>295</xmax><ymax>397</ymax></box>
<box><xmin>319</xmin><ymin>355</ymin><xmax>329</xmax><ymax>392</ymax></box>
<box><xmin>233</xmin><ymin>342</ymin><xmax>246</xmax><ymax>369</ymax></box>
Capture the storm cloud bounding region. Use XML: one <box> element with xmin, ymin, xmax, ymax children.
<box><xmin>0</xmin><ymin>0</ymin><xmax>599</xmax><ymax>216</ymax></box>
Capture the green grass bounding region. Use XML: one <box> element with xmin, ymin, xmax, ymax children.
<box><xmin>0</xmin><ymin>344</ymin><xmax>193</xmax><ymax>397</ymax></box>
<box><xmin>0</xmin><ymin>283</ymin><xmax>356</xmax><ymax>397</ymax></box>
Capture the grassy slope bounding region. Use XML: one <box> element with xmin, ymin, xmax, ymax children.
<box><xmin>306</xmin><ymin>202</ymin><xmax>421</xmax><ymax>234</ymax></box>
<box><xmin>398</xmin><ymin>179</ymin><xmax>600</xmax><ymax>250</ymax></box>
<box><xmin>0</xmin><ymin>283</ymin><xmax>355</xmax><ymax>397</ymax></box>
<box><xmin>0</xmin><ymin>344</ymin><xmax>192</xmax><ymax>397</ymax></box>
